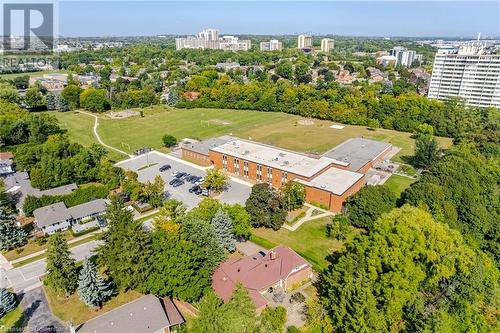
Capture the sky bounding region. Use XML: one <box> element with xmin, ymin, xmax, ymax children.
<box><xmin>57</xmin><ymin>1</ymin><xmax>500</xmax><ymax>38</ymax></box>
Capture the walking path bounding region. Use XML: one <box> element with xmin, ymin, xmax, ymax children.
<box><xmin>282</xmin><ymin>203</ymin><xmax>333</xmax><ymax>231</ymax></box>
<box><xmin>79</xmin><ymin>111</ymin><xmax>133</xmax><ymax>158</ymax></box>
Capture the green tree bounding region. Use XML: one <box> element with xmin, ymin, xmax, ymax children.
<box><xmin>326</xmin><ymin>215</ymin><xmax>351</xmax><ymax>241</ymax></box>
<box><xmin>80</xmin><ymin>88</ymin><xmax>110</xmax><ymax>112</ymax></box>
<box><xmin>256</xmin><ymin>306</ymin><xmax>287</xmax><ymax>333</ymax></box>
<box><xmin>77</xmin><ymin>258</ymin><xmax>113</xmax><ymax>309</ymax></box>
<box><xmin>45</xmin><ymin>232</ymin><xmax>78</xmax><ymax>295</ymax></box>
<box><xmin>61</xmin><ymin>84</ymin><xmax>82</xmax><ymax>110</ymax></box>
<box><xmin>165</xmin><ymin>90</ymin><xmax>179</xmax><ymax>106</ymax></box>
<box><xmin>225</xmin><ymin>283</ymin><xmax>256</xmax><ymax>333</ymax></box>
<box><xmin>281</xmin><ymin>181</ymin><xmax>306</xmax><ymax>211</ymax></box>
<box><xmin>191</xmin><ymin>291</ymin><xmax>229</xmax><ymax>333</ymax></box>
<box><xmin>24</xmin><ymin>86</ymin><xmax>45</xmax><ymax>110</ymax></box>
<box><xmin>162</xmin><ymin>134</ymin><xmax>177</xmax><ymax>147</ymax></box>
<box><xmin>211</xmin><ymin>209</ymin><xmax>236</xmax><ymax>252</ymax></box>
<box><xmin>55</xmin><ymin>94</ymin><xmax>70</xmax><ymax>111</ymax></box>
<box><xmin>97</xmin><ymin>198</ymin><xmax>152</xmax><ymax>291</ymax></box>
<box><xmin>224</xmin><ymin>204</ymin><xmax>252</xmax><ymax>239</ymax></box>
<box><xmin>143</xmin><ymin>175</ymin><xmax>165</xmax><ymax>208</ymax></box>
<box><xmin>13</xmin><ymin>75</ymin><xmax>29</xmax><ymax>89</ymax></box>
<box><xmin>0</xmin><ymin>214</ymin><xmax>27</xmax><ymax>251</ymax></box>
<box><xmin>276</xmin><ymin>60</ymin><xmax>293</xmax><ymax>80</ymax></box>
<box><xmin>0</xmin><ymin>288</ymin><xmax>16</xmax><ymax>318</ymax></box>
<box><xmin>319</xmin><ymin>206</ymin><xmax>497</xmax><ymax>332</ymax></box>
<box><xmin>413</xmin><ymin>134</ymin><xmax>439</xmax><ymax>169</ymax></box>
<box><xmin>246</xmin><ymin>183</ymin><xmax>286</xmax><ymax>230</ymax></box>
<box><xmin>46</xmin><ymin>93</ymin><xmax>56</xmax><ymax>110</ymax></box>
<box><xmin>203</xmin><ymin>168</ymin><xmax>229</xmax><ymax>192</ymax></box>
<box><xmin>0</xmin><ymin>83</ymin><xmax>20</xmax><ymax>103</ymax></box>
<box><xmin>345</xmin><ymin>185</ymin><xmax>396</xmax><ymax>229</ymax></box>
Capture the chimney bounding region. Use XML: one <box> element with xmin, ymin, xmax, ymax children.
<box><xmin>270</xmin><ymin>250</ymin><xmax>277</xmax><ymax>260</ymax></box>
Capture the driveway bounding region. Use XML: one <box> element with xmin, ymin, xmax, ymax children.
<box><xmin>19</xmin><ymin>287</ymin><xmax>68</xmax><ymax>333</ymax></box>
<box><xmin>235</xmin><ymin>240</ymin><xmax>266</xmax><ymax>256</ymax></box>
<box><xmin>116</xmin><ymin>151</ymin><xmax>251</xmax><ymax>209</ymax></box>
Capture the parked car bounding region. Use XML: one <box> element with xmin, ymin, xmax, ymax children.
<box><xmin>181</xmin><ymin>173</ymin><xmax>191</xmax><ymax>180</ymax></box>
<box><xmin>195</xmin><ymin>177</ymin><xmax>205</xmax><ymax>185</ymax></box>
<box><xmin>201</xmin><ymin>189</ymin><xmax>209</xmax><ymax>196</ymax></box>
<box><xmin>194</xmin><ymin>187</ymin><xmax>203</xmax><ymax>195</ymax></box>
<box><xmin>173</xmin><ymin>180</ymin><xmax>184</xmax><ymax>187</ymax></box>
<box><xmin>189</xmin><ymin>185</ymin><xmax>200</xmax><ymax>193</ymax></box>
<box><xmin>163</xmin><ymin>191</ymin><xmax>171</xmax><ymax>199</ymax></box>
<box><xmin>175</xmin><ymin>172</ymin><xmax>186</xmax><ymax>179</ymax></box>
<box><xmin>159</xmin><ymin>164</ymin><xmax>171</xmax><ymax>172</ymax></box>
<box><xmin>190</xmin><ymin>176</ymin><xmax>201</xmax><ymax>184</ymax></box>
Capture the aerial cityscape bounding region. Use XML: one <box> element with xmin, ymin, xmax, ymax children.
<box><xmin>0</xmin><ymin>1</ymin><xmax>498</xmax><ymax>333</ymax></box>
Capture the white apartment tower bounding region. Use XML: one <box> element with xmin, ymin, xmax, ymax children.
<box><xmin>390</xmin><ymin>46</ymin><xmax>417</xmax><ymax>67</ymax></box>
<box><xmin>428</xmin><ymin>44</ymin><xmax>500</xmax><ymax>108</ymax></box>
<box><xmin>260</xmin><ymin>39</ymin><xmax>283</xmax><ymax>51</ymax></box>
<box><xmin>198</xmin><ymin>28</ymin><xmax>219</xmax><ymax>41</ymax></box>
<box><xmin>175</xmin><ymin>28</ymin><xmax>251</xmax><ymax>51</ymax></box>
<box><xmin>321</xmin><ymin>38</ymin><xmax>334</xmax><ymax>52</ymax></box>
<box><xmin>297</xmin><ymin>35</ymin><xmax>312</xmax><ymax>49</ymax></box>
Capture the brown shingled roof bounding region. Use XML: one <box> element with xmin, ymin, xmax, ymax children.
<box><xmin>212</xmin><ymin>246</ymin><xmax>310</xmax><ymax>308</ymax></box>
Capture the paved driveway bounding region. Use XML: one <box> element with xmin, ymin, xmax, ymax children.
<box><xmin>116</xmin><ymin>151</ymin><xmax>251</xmax><ymax>209</ymax></box>
<box><xmin>20</xmin><ymin>287</ymin><xmax>68</xmax><ymax>333</ymax></box>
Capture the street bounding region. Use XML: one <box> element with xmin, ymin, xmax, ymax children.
<box><xmin>1</xmin><ymin>240</ymin><xmax>101</xmax><ymax>293</ymax></box>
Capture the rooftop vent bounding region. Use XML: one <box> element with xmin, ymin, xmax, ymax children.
<box><xmin>270</xmin><ymin>250</ymin><xmax>277</xmax><ymax>260</ymax></box>
<box><xmin>283</xmin><ymin>160</ymin><xmax>289</xmax><ymax>165</ymax></box>
<box><xmin>279</xmin><ymin>152</ymin><xmax>286</xmax><ymax>157</ymax></box>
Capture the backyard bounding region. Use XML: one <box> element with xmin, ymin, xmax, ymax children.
<box><xmin>251</xmin><ymin>217</ymin><xmax>342</xmax><ymax>271</ymax></box>
<box><xmin>48</xmin><ymin>106</ymin><xmax>453</xmax><ymax>163</ymax></box>
<box><xmin>384</xmin><ymin>174</ymin><xmax>416</xmax><ymax>197</ymax></box>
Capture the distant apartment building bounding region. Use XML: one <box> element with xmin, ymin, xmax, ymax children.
<box><xmin>390</xmin><ymin>46</ymin><xmax>421</xmax><ymax>67</ymax></box>
<box><xmin>260</xmin><ymin>39</ymin><xmax>283</xmax><ymax>51</ymax></box>
<box><xmin>297</xmin><ymin>34</ymin><xmax>313</xmax><ymax>49</ymax></box>
<box><xmin>320</xmin><ymin>38</ymin><xmax>334</xmax><ymax>52</ymax></box>
<box><xmin>428</xmin><ymin>43</ymin><xmax>500</xmax><ymax>108</ymax></box>
<box><xmin>175</xmin><ymin>28</ymin><xmax>251</xmax><ymax>51</ymax></box>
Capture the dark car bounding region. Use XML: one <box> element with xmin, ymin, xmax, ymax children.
<box><xmin>175</xmin><ymin>172</ymin><xmax>186</xmax><ymax>179</ymax></box>
<box><xmin>159</xmin><ymin>164</ymin><xmax>171</xmax><ymax>172</ymax></box>
<box><xmin>181</xmin><ymin>173</ymin><xmax>191</xmax><ymax>180</ymax></box>
<box><xmin>189</xmin><ymin>185</ymin><xmax>200</xmax><ymax>193</ymax></box>
<box><xmin>117</xmin><ymin>192</ymin><xmax>130</xmax><ymax>203</ymax></box>
<box><xmin>194</xmin><ymin>187</ymin><xmax>203</xmax><ymax>195</ymax></box>
<box><xmin>169</xmin><ymin>179</ymin><xmax>178</xmax><ymax>185</ymax></box>
<box><xmin>190</xmin><ymin>176</ymin><xmax>201</xmax><ymax>184</ymax></box>
<box><xmin>173</xmin><ymin>180</ymin><xmax>184</xmax><ymax>187</ymax></box>
<box><xmin>163</xmin><ymin>191</ymin><xmax>171</xmax><ymax>199</ymax></box>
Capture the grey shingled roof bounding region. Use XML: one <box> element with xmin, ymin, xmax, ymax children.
<box><xmin>67</xmin><ymin>199</ymin><xmax>108</xmax><ymax>220</ymax></box>
<box><xmin>33</xmin><ymin>202</ymin><xmax>72</xmax><ymax>228</ymax></box>
<box><xmin>322</xmin><ymin>137</ymin><xmax>392</xmax><ymax>171</ymax></box>
<box><xmin>76</xmin><ymin>295</ymin><xmax>180</xmax><ymax>333</ymax></box>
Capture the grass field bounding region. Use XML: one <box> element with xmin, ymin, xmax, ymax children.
<box><xmin>49</xmin><ymin>106</ymin><xmax>452</xmax><ymax>163</ymax></box>
<box><xmin>251</xmin><ymin>217</ymin><xmax>341</xmax><ymax>271</ymax></box>
<box><xmin>3</xmin><ymin>231</ymin><xmax>74</xmax><ymax>262</ymax></box>
<box><xmin>0</xmin><ymin>69</ymin><xmax>67</xmax><ymax>80</ymax></box>
<box><xmin>384</xmin><ymin>174</ymin><xmax>417</xmax><ymax>197</ymax></box>
<box><xmin>45</xmin><ymin>286</ymin><xmax>143</xmax><ymax>325</ymax></box>
<box><xmin>0</xmin><ymin>304</ymin><xmax>24</xmax><ymax>331</ymax></box>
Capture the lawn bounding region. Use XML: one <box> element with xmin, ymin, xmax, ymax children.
<box><xmin>0</xmin><ymin>304</ymin><xmax>24</xmax><ymax>332</ymax></box>
<box><xmin>44</xmin><ymin>286</ymin><xmax>143</xmax><ymax>325</ymax></box>
<box><xmin>251</xmin><ymin>217</ymin><xmax>341</xmax><ymax>271</ymax></box>
<box><xmin>3</xmin><ymin>231</ymin><xmax>74</xmax><ymax>262</ymax></box>
<box><xmin>384</xmin><ymin>174</ymin><xmax>416</xmax><ymax>197</ymax></box>
<box><xmin>0</xmin><ymin>69</ymin><xmax>67</xmax><ymax>80</ymax></box>
<box><xmin>48</xmin><ymin>111</ymin><xmax>127</xmax><ymax>161</ymax></box>
<box><xmin>52</xmin><ymin>106</ymin><xmax>452</xmax><ymax>163</ymax></box>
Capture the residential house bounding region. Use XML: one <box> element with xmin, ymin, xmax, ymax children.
<box><xmin>212</xmin><ymin>246</ymin><xmax>313</xmax><ymax>312</ymax></box>
<box><xmin>33</xmin><ymin>199</ymin><xmax>108</xmax><ymax>235</ymax></box>
<box><xmin>0</xmin><ymin>152</ymin><xmax>14</xmax><ymax>176</ymax></box>
<box><xmin>75</xmin><ymin>295</ymin><xmax>184</xmax><ymax>333</ymax></box>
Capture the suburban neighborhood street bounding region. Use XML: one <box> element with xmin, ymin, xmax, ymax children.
<box><xmin>0</xmin><ymin>240</ymin><xmax>101</xmax><ymax>293</ymax></box>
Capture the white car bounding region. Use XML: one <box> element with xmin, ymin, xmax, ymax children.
<box><xmin>171</xmin><ymin>170</ymin><xmax>179</xmax><ymax>177</ymax></box>
<box><xmin>195</xmin><ymin>177</ymin><xmax>205</xmax><ymax>185</ymax></box>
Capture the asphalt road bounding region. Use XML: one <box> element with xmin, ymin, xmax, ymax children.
<box><xmin>0</xmin><ymin>240</ymin><xmax>101</xmax><ymax>293</ymax></box>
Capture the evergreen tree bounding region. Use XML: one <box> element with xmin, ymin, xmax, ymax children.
<box><xmin>165</xmin><ymin>89</ymin><xmax>179</xmax><ymax>106</ymax></box>
<box><xmin>97</xmin><ymin>197</ymin><xmax>152</xmax><ymax>291</ymax></box>
<box><xmin>191</xmin><ymin>291</ymin><xmax>229</xmax><ymax>333</ymax></box>
<box><xmin>0</xmin><ymin>288</ymin><xmax>16</xmax><ymax>318</ymax></box>
<box><xmin>0</xmin><ymin>209</ymin><xmax>27</xmax><ymax>251</ymax></box>
<box><xmin>45</xmin><ymin>232</ymin><xmax>78</xmax><ymax>295</ymax></box>
<box><xmin>46</xmin><ymin>93</ymin><xmax>56</xmax><ymax>110</ymax></box>
<box><xmin>55</xmin><ymin>94</ymin><xmax>69</xmax><ymax>111</ymax></box>
<box><xmin>225</xmin><ymin>283</ymin><xmax>256</xmax><ymax>332</ymax></box>
<box><xmin>256</xmin><ymin>306</ymin><xmax>287</xmax><ymax>333</ymax></box>
<box><xmin>77</xmin><ymin>259</ymin><xmax>113</xmax><ymax>308</ymax></box>
<box><xmin>211</xmin><ymin>209</ymin><xmax>236</xmax><ymax>252</ymax></box>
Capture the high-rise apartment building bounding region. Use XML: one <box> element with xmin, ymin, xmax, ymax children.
<box><xmin>320</xmin><ymin>38</ymin><xmax>334</xmax><ymax>52</ymax></box>
<box><xmin>297</xmin><ymin>35</ymin><xmax>312</xmax><ymax>49</ymax></box>
<box><xmin>260</xmin><ymin>39</ymin><xmax>283</xmax><ymax>51</ymax></box>
<box><xmin>175</xmin><ymin>29</ymin><xmax>251</xmax><ymax>51</ymax></box>
<box><xmin>390</xmin><ymin>46</ymin><xmax>419</xmax><ymax>67</ymax></box>
<box><xmin>428</xmin><ymin>43</ymin><xmax>500</xmax><ymax>108</ymax></box>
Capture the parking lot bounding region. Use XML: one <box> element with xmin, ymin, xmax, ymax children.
<box><xmin>116</xmin><ymin>151</ymin><xmax>252</xmax><ymax>209</ymax></box>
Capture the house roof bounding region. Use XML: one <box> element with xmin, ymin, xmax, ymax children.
<box><xmin>67</xmin><ymin>199</ymin><xmax>108</xmax><ymax>220</ymax></box>
<box><xmin>0</xmin><ymin>152</ymin><xmax>14</xmax><ymax>160</ymax></box>
<box><xmin>33</xmin><ymin>202</ymin><xmax>72</xmax><ymax>228</ymax></box>
<box><xmin>212</xmin><ymin>246</ymin><xmax>310</xmax><ymax>308</ymax></box>
<box><xmin>76</xmin><ymin>295</ymin><xmax>183</xmax><ymax>333</ymax></box>
<box><xmin>322</xmin><ymin>137</ymin><xmax>392</xmax><ymax>171</ymax></box>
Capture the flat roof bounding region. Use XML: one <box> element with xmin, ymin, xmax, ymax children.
<box><xmin>322</xmin><ymin>137</ymin><xmax>392</xmax><ymax>171</ymax></box>
<box><xmin>182</xmin><ymin>135</ymin><xmax>235</xmax><ymax>156</ymax></box>
<box><xmin>211</xmin><ymin>139</ymin><xmax>347</xmax><ymax>178</ymax></box>
<box><xmin>297</xmin><ymin>167</ymin><xmax>364</xmax><ymax>196</ymax></box>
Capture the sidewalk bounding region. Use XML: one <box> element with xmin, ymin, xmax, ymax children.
<box><xmin>282</xmin><ymin>203</ymin><xmax>333</xmax><ymax>231</ymax></box>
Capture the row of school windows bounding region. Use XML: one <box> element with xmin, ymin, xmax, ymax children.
<box><xmin>222</xmin><ymin>155</ymin><xmax>288</xmax><ymax>184</ymax></box>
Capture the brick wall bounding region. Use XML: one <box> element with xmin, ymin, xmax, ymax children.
<box><xmin>285</xmin><ymin>266</ymin><xmax>312</xmax><ymax>290</ymax></box>
<box><xmin>181</xmin><ymin>148</ymin><xmax>211</xmax><ymax>166</ymax></box>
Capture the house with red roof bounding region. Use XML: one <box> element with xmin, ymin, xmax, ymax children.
<box><xmin>212</xmin><ymin>246</ymin><xmax>312</xmax><ymax>312</ymax></box>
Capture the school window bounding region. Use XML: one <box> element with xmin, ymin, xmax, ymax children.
<box><xmin>267</xmin><ymin>167</ymin><xmax>273</xmax><ymax>183</ymax></box>
<box><xmin>281</xmin><ymin>171</ymin><xmax>288</xmax><ymax>184</ymax></box>
<box><xmin>256</xmin><ymin>164</ymin><xmax>262</xmax><ymax>180</ymax></box>
<box><xmin>222</xmin><ymin>155</ymin><xmax>227</xmax><ymax>170</ymax></box>
<box><xmin>243</xmin><ymin>161</ymin><xmax>249</xmax><ymax>177</ymax></box>
<box><xmin>234</xmin><ymin>158</ymin><xmax>240</xmax><ymax>175</ymax></box>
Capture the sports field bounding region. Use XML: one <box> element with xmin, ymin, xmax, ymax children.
<box><xmin>0</xmin><ymin>69</ymin><xmax>67</xmax><ymax>80</ymax></box>
<box><xmin>49</xmin><ymin>106</ymin><xmax>453</xmax><ymax>162</ymax></box>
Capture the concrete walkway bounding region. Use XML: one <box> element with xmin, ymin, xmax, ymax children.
<box><xmin>236</xmin><ymin>240</ymin><xmax>266</xmax><ymax>256</ymax></box>
<box><xmin>79</xmin><ymin>111</ymin><xmax>133</xmax><ymax>158</ymax></box>
<box><xmin>282</xmin><ymin>203</ymin><xmax>333</xmax><ymax>231</ymax></box>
